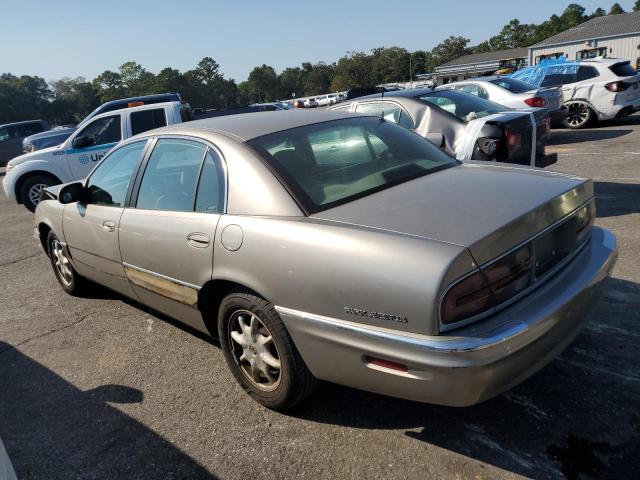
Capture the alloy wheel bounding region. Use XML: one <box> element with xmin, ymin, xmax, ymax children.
<box><xmin>228</xmin><ymin>309</ymin><xmax>282</xmax><ymax>391</ymax></box>
<box><xmin>28</xmin><ymin>183</ymin><xmax>47</xmax><ymax>207</ymax></box>
<box><xmin>566</xmin><ymin>104</ymin><xmax>590</xmax><ymax>128</ymax></box>
<box><xmin>51</xmin><ymin>239</ymin><xmax>73</xmax><ymax>286</ymax></box>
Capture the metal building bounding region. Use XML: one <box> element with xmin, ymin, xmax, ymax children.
<box><xmin>433</xmin><ymin>48</ymin><xmax>529</xmax><ymax>84</ymax></box>
<box><xmin>529</xmin><ymin>11</ymin><xmax>640</xmax><ymax>67</ymax></box>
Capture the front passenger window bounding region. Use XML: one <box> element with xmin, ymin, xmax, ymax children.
<box><xmin>76</xmin><ymin>115</ymin><xmax>122</xmax><ymax>147</ymax></box>
<box><xmin>85</xmin><ymin>141</ymin><xmax>147</xmax><ymax>206</ymax></box>
<box><xmin>136</xmin><ymin>139</ymin><xmax>206</xmax><ymax>211</ymax></box>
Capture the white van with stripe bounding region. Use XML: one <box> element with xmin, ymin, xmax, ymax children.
<box><xmin>3</xmin><ymin>101</ymin><xmax>186</xmax><ymax>211</ymax></box>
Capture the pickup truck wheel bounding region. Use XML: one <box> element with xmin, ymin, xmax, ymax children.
<box><xmin>19</xmin><ymin>174</ymin><xmax>57</xmax><ymax>212</ymax></box>
<box><xmin>218</xmin><ymin>290</ymin><xmax>317</xmax><ymax>411</ymax></box>
<box><xmin>47</xmin><ymin>231</ymin><xmax>86</xmax><ymax>295</ymax></box>
<box><xmin>563</xmin><ymin>103</ymin><xmax>594</xmax><ymax>129</ymax></box>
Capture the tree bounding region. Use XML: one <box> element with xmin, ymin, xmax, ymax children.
<box><xmin>634</xmin><ymin>0</ymin><xmax>640</xmax><ymax>11</ymax></box>
<box><xmin>331</xmin><ymin>51</ymin><xmax>375</xmax><ymax>91</ymax></box>
<box><xmin>431</xmin><ymin>36</ymin><xmax>471</xmax><ymax>66</ymax></box>
<box><xmin>486</xmin><ymin>19</ymin><xmax>537</xmax><ymax>50</ymax></box>
<box><xmin>0</xmin><ymin>74</ymin><xmax>52</xmax><ymax>123</ymax></box>
<box><xmin>92</xmin><ymin>70</ymin><xmax>125</xmax><ymax>102</ymax></box>
<box><xmin>591</xmin><ymin>7</ymin><xmax>607</xmax><ymax>17</ymax></box>
<box><xmin>49</xmin><ymin>77</ymin><xmax>99</xmax><ymax>124</ymax></box>
<box><xmin>609</xmin><ymin>3</ymin><xmax>625</xmax><ymax>14</ymax></box>
<box><xmin>245</xmin><ymin>64</ymin><xmax>280</xmax><ymax>103</ymax></box>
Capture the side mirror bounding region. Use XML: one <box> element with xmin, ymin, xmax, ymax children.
<box><xmin>425</xmin><ymin>133</ymin><xmax>445</xmax><ymax>148</ymax></box>
<box><xmin>72</xmin><ymin>135</ymin><xmax>93</xmax><ymax>149</ymax></box>
<box><xmin>58</xmin><ymin>182</ymin><xmax>85</xmax><ymax>204</ymax></box>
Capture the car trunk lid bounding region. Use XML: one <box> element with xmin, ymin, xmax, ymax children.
<box><xmin>312</xmin><ymin>162</ymin><xmax>592</xmax><ymax>265</ymax></box>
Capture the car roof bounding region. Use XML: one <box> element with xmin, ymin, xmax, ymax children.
<box><xmin>580</xmin><ymin>57</ymin><xmax>628</xmax><ymax>66</ymax></box>
<box><xmin>147</xmin><ymin>109</ymin><xmax>371</xmax><ymax>141</ymax></box>
<box><xmin>0</xmin><ymin>119</ymin><xmax>45</xmax><ymax>128</ymax></box>
<box><xmin>356</xmin><ymin>87</ymin><xmax>435</xmax><ymax>101</ymax></box>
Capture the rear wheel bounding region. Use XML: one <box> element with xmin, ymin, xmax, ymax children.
<box><xmin>19</xmin><ymin>174</ymin><xmax>57</xmax><ymax>212</ymax></box>
<box><xmin>563</xmin><ymin>103</ymin><xmax>595</xmax><ymax>129</ymax></box>
<box><xmin>218</xmin><ymin>290</ymin><xmax>316</xmax><ymax>411</ymax></box>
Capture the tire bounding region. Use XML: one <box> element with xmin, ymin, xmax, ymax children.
<box><xmin>47</xmin><ymin>231</ymin><xmax>86</xmax><ymax>295</ymax></box>
<box><xmin>19</xmin><ymin>174</ymin><xmax>57</xmax><ymax>212</ymax></box>
<box><xmin>563</xmin><ymin>103</ymin><xmax>595</xmax><ymax>129</ymax></box>
<box><xmin>218</xmin><ymin>289</ymin><xmax>317</xmax><ymax>411</ymax></box>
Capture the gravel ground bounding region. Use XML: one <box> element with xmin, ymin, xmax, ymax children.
<box><xmin>1</xmin><ymin>116</ymin><xmax>639</xmax><ymax>480</ymax></box>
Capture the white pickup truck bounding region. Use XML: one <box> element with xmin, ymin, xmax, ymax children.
<box><xmin>3</xmin><ymin>101</ymin><xmax>189</xmax><ymax>211</ymax></box>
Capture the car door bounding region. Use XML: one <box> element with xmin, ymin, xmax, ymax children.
<box><xmin>65</xmin><ymin>114</ymin><xmax>123</xmax><ymax>180</ymax></box>
<box><xmin>63</xmin><ymin>140</ymin><xmax>149</xmax><ymax>296</ymax></box>
<box><xmin>0</xmin><ymin>126</ymin><xmax>22</xmax><ymax>165</ymax></box>
<box><xmin>118</xmin><ymin>137</ymin><xmax>225</xmax><ymax>333</ymax></box>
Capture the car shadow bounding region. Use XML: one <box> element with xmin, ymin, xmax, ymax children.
<box><xmin>549</xmin><ymin>128</ymin><xmax>632</xmax><ymax>145</ymax></box>
<box><xmin>594</xmin><ymin>181</ymin><xmax>640</xmax><ymax>218</ymax></box>
<box><xmin>291</xmin><ymin>276</ymin><xmax>640</xmax><ymax>479</ymax></box>
<box><xmin>0</xmin><ymin>341</ymin><xmax>218</xmax><ymax>479</ymax></box>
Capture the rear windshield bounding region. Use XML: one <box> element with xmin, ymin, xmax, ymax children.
<box><xmin>417</xmin><ymin>90</ymin><xmax>507</xmax><ymax>122</ymax></box>
<box><xmin>609</xmin><ymin>61</ymin><xmax>637</xmax><ymax>77</ymax></box>
<box><xmin>489</xmin><ymin>77</ymin><xmax>535</xmax><ymax>93</ymax></box>
<box><xmin>248</xmin><ymin>117</ymin><xmax>457</xmax><ymax>213</ymax></box>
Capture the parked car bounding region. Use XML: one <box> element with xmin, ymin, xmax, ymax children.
<box><xmin>292</xmin><ymin>99</ymin><xmax>305</xmax><ymax>108</ymax></box>
<box><xmin>331</xmin><ymin>88</ymin><xmax>554</xmax><ymax>166</ymax></box>
<box><xmin>442</xmin><ymin>76</ymin><xmax>567</xmax><ymax>125</ymax></box>
<box><xmin>302</xmin><ymin>98</ymin><xmax>318</xmax><ymax>108</ymax></box>
<box><xmin>22</xmin><ymin>93</ymin><xmax>186</xmax><ymax>153</ymax></box>
<box><xmin>3</xmin><ymin>101</ymin><xmax>186</xmax><ymax>211</ymax></box>
<box><xmin>250</xmin><ymin>102</ymin><xmax>293</xmax><ymax>110</ymax></box>
<box><xmin>0</xmin><ymin>120</ymin><xmax>50</xmax><ymax>166</ymax></box>
<box><xmin>35</xmin><ymin>110</ymin><xmax>616</xmax><ymax>411</ymax></box>
<box><xmin>346</xmin><ymin>87</ymin><xmax>380</xmax><ymax>100</ymax></box>
<box><xmin>315</xmin><ymin>95</ymin><xmax>337</xmax><ymax>106</ymax></box>
<box><xmin>511</xmin><ymin>58</ymin><xmax>640</xmax><ymax>129</ymax></box>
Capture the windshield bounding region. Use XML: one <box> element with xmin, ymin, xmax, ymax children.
<box><xmin>417</xmin><ymin>90</ymin><xmax>507</xmax><ymax>122</ymax></box>
<box><xmin>248</xmin><ymin>117</ymin><xmax>457</xmax><ymax>213</ymax></box>
<box><xmin>489</xmin><ymin>77</ymin><xmax>535</xmax><ymax>93</ymax></box>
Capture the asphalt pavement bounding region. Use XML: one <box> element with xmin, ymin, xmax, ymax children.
<box><xmin>1</xmin><ymin>116</ymin><xmax>639</xmax><ymax>480</ymax></box>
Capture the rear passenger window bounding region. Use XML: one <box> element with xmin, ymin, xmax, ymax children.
<box><xmin>130</xmin><ymin>109</ymin><xmax>167</xmax><ymax>136</ymax></box>
<box><xmin>18</xmin><ymin>122</ymin><xmax>45</xmax><ymax>137</ymax></box>
<box><xmin>195</xmin><ymin>149</ymin><xmax>225</xmax><ymax>213</ymax></box>
<box><xmin>576</xmin><ymin>66</ymin><xmax>599</xmax><ymax>82</ymax></box>
<box><xmin>355</xmin><ymin>102</ymin><xmax>414</xmax><ymax>129</ymax></box>
<box><xmin>136</xmin><ymin>139</ymin><xmax>206</xmax><ymax>211</ymax></box>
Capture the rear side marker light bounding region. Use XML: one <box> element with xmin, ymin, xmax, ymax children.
<box><xmin>364</xmin><ymin>356</ymin><xmax>408</xmax><ymax>373</ymax></box>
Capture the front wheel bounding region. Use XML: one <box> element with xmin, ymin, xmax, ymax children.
<box><xmin>563</xmin><ymin>103</ymin><xmax>595</xmax><ymax>129</ymax></box>
<box><xmin>47</xmin><ymin>231</ymin><xmax>87</xmax><ymax>295</ymax></box>
<box><xmin>218</xmin><ymin>290</ymin><xmax>316</xmax><ymax>411</ymax></box>
<box><xmin>19</xmin><ymin>174</ymin><xmax>57</xmax><ymax>212</ymax></box>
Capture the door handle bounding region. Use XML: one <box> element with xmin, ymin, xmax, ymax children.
<box><xmin>102</xmin><ymin>221</ymin><xmax>115</xmax><ymax>232</ymax></box>
<box><xmin>187</xmin><ymin>232</ymin><xmax>210</xmax><ymax>248</ymax></box>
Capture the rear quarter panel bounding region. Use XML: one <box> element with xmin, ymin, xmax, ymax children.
<box><xmin>212</xmin><ymin>215</ymin><xmax>476</xmax><ymax>335</ymax></box>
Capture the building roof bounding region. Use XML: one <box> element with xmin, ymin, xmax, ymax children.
<box><xmin>532</xmin><ymin>11</ymin><xmax>640</xmax><ymax>48</ymax></box>
<box><xmin>438</xmin><ymin>48</ymin><xmax>529</xmax><ymax>68</ymax></box>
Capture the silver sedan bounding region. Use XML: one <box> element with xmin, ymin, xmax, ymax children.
<box><xmin>34</xmin><ymin>110</ymin><xmax>616</xmax><ymax>410</ymax></box>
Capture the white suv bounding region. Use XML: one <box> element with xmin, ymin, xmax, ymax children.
<box><xmin>514</xmin><ymin>58</ymin><xmax>640</xmax><ymax>129</ymax></box>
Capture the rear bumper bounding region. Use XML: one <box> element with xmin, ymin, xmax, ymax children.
<box><xmin>278</xmin><ymin>227</ymin><xmax>617</xmax><ymax>406</ymax></box>
<box><xmin>549</xmin><ymin>107</ymin><xmax>568</xmax><ymax>124</ymax></box>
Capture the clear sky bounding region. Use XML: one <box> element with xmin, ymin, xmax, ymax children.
<box><xmin>1</xmin><ymin>0</ymin><xmax>635</xmax><ymax>82</ymax></box>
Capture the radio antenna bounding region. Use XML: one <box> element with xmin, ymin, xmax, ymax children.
<box><xmin>380</xmin><ymin>85</ymin><xmax>385</xmax><ymax>121</ymax></box>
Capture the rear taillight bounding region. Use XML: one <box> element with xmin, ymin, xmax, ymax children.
<box><xmin>605</xmin><ymin>81</ymin><xmax>630</xmax><ymax>92</ymax></box>
<box><xmin>441</xmin><ymin>245</ymin><xmax>534</xmax><ymax>325</ymax></box>
<box><xmin>441</xmin><ymin>271</ymin><xmax>493</xmax><ymax>325</ymax></box>
<box><xmin>483</xmin><ymin>245</ymin><xmax>534</xmax><ymax>305</ymax></box>
<box><xmin>524</xmin><ymin>97</ymin><xmax>546</xmax><ymax>107</ymax></box>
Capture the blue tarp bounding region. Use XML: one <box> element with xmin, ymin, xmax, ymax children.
<box><xmin>510</xmin><ymin>58</ymin><xmax>580</xmax><ymax>87</ymax></box>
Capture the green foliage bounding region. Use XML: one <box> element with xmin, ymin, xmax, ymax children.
<box><xmin>1</xmin><ymin>3</ymin><xmax>636</xmax><ymax>124</ymax></box>
<box><xmin>609</xmin><ymin>3</ymin><xmax>625</xmax><ymax>14</ymax></box>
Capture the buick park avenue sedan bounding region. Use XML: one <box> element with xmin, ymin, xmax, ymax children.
<box><xmin>34</xmin><ymin>110</ymin><xmax>616</xmax><ymax>411</ymax></box>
